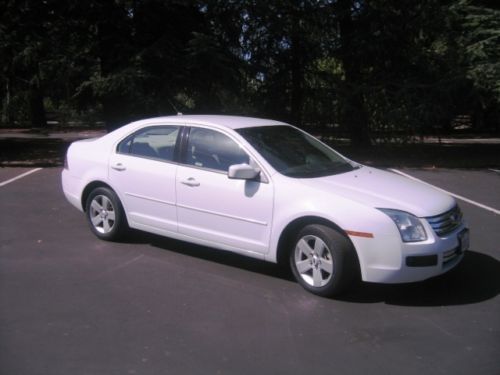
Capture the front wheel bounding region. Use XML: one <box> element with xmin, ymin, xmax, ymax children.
<box><xmin>85</xmin><ymin>187</ymin><xmax>128</xmax><ymax>241</ymax></box>
<box><xmin>290</xmin><ymin>224</ymin><xmax>358</xmax><ymax>297</ymax></box>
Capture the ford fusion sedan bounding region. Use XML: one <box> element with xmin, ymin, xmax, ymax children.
<box><xmin>62</xmin><ymin>115</ymin><xmax>469</xmax><ymax>296</ymax></box>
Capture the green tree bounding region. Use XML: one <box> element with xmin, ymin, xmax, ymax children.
<box><xmin>0</xmin><ymin>0</ymin><xmax>53</xmax><ymax>127</ymax></box>
<box><xmin>453</xmin><ymin>0</ymin><xmax>500</xmax><ymax>131</ymax></box>
<box><xmin>1</xmin><ymin>0</ymin><xmax>498</xmax><ymax>140</ymax></box>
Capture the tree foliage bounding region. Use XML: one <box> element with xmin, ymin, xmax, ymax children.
<box><xmin>452</xmin><ymin>0</ymin><xmax>500</xmax><ymax>130</ymax></box>
<box><xmin>0</xmin><ymin>0</ymin><xmax>499</xmax><ymax>141</ymax></box>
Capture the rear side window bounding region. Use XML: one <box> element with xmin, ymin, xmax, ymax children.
<box><xmin>118</xmin><ymin>126</ymin><xmax>180</xmax><ymax>161</ymax></box>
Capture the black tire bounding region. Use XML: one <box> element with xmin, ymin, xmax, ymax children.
<box><xmin>289</xmin><ymin>224</ymin><xmax>358</xmax><ymax>297</ymax></box>
<box><xmin>85</xmin><ymin>187</ymin><xmax>128</xmax><ymax>241</ymax></box>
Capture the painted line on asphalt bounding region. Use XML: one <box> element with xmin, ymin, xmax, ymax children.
<box><xmin>489</xmin><ymin>168</ymin><xmax>500</xmax><ymax>174</ymax></box>
<box><xmin>389</xmin><ymin>169</ymin><xmax>500</xmax><ymax>216</ymax></box>
<box><xmin>0</xmin><ymin>168</ymin><xmax>43</xmax><ymax>187</ymax></box>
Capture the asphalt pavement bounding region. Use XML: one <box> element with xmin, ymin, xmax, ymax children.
<box><xmin>0</xmin><ymin>167</ymin><xmax>499</xmax><ymax>375</ymax></box>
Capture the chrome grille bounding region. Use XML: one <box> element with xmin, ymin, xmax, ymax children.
<box><xmin>426</xmin><ymin>206</ymin><xmax>463</xmax><ymax>237</ymax></box>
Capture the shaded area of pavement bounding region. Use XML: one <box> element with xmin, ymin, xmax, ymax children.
<box><xmin>131</xmin><ymin>231</ymin><xmax>500</xmax><ymax>307</ymax></box>
<box><xmin>0</xmin><ymin>129</ymin><xmax>104</xmax><ymax>167</ymax></box>
<box><xmin>1</xmin><ymin>137</ymin><xmax>70</xmax><ymax>167</ymax></box>
<box><xmin>1</xmin><ymin>128</ymin><xmax>499</xmax><ymax>168</ymax></box>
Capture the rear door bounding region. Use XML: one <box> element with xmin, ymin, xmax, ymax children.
<box><xmin>108</xmin><ymin>125</ymin><xmax>181</xmax><ymax>233</ymax></box>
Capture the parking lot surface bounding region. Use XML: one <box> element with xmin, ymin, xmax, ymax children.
<box><xmin>1</xmin><ymin>167</ymin><xmax>499</xmax><ymax>375</ymax></box>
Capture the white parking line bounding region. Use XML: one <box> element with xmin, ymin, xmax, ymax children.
<box><xmin>489</xmin><ymin>168</ymin><xmax>500</xmax><ymax>174</ymax></box>
<box><xmin>389</xmin><ymin>169</ymin><xmax>500</xmax><ymax>216</ymax></box>
<box><xmin>0</xmin><ymin>168</ymin><xmax>43</xmax><ymax>187</ymax></box>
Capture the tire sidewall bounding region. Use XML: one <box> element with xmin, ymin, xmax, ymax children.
<box><xmin>85</xmin><ymin>187</ymin><xmax>126</xmax><ymax>241</ymax></box>
<box><xmin>290</xmin><ymin>224</ymin><xmax>355</xmax><ymax>297</ymax></box>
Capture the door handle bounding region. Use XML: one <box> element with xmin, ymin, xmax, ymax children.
<box><xmin>111</xmin><ymin>163</ymin><xmax>126</xmax><ymax>171</ymax></box>
<box><xmin>181</xmin><ymin>178</ymin><xmax>200</xmax><ymax>187</ymax></box>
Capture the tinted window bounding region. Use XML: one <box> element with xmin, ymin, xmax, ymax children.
<box><xmin>237</xmin><ymin>125</ymin><xmax>355</xmax><ymax>178</ymax></box>
<box><xmin>118</xmin><ymin>126</ymin><xmax>179</xmax><ymax>161</ymax></box>
<box><xmin>185</xmin><ymin>128</ymin><xmax>249</xmax><ymax>172</ymax></box>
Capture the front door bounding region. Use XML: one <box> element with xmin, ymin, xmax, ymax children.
<box><xmin>176</xmin><ymin>127</ymin><xmax>274</xmax><ymax>255</ymax></box>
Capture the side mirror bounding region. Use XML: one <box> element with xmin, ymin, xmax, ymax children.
<box><xmin>228</xmin><ymin>163</ymin><xmax>260</xmax><ymax>180</ymax></box>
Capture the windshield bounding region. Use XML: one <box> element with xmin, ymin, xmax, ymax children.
<box><xmin>236</xmin><ymin>125</ymin><xmax>356</xmax><ymax>178</ymax></box>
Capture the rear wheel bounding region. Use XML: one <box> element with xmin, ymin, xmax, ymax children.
<box><xmin>85</xmin><ymin>187</ymin><xmax>128</xmax><ymax>241</ymax></box>
<box><xmin>290</xmin><ymin>224</ymin><xmax>357</xmax><ymax>297</ymax></box>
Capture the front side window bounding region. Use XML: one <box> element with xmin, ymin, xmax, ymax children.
<box><xmin>237</xmin><ymin>125</ymin><xmax>356</xmax><ymax>178</ymax></box>
<box><xmin>118</xmin><ymin>126</ymin><xmax>180</xmax><ymax>161</ymax></box>
<box><xmin>185</xmin><ymin>127</ymin><xmax>249</xmax><ymax>172</ymax></box>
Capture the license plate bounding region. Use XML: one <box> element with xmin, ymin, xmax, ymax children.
<box><xmin>458</xmin><ymin>229</ymin><xmax>470</xmax><ymax>253</ymax></box>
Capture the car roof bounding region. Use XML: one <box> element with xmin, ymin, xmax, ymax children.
<box><xmin>128</xmin><ymin>115</ymin><xmax>289</xmax><ymax>130</ymax></box>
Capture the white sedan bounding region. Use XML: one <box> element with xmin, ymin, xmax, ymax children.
<box><xmin>62</xmin><ymin>115</ymin><xmax>469</xmax><ymax>296</ymax></box>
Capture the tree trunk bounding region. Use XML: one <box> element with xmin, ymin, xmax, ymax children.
<box><xmin>290</xmin><ymin>17</ymin><xmax>303</xmax><ymax>127</ymax></box>
<box><xmin>337</xmin><ymin>0</ymin><xmax>371</xmax><ymax>147</ymax></box>
<box><xmin>2</xmin><ymin>74</ymin><xmax>12</xmax><ymax>125</ymax></box>
<box><xmin>96</xmin><ymin>4</ymin><xmax>129</xmax><ymax>133</ymax></box>
<box><xmin>341</xmin><ymin>82</ymin><xmax>371</xmax><ymax>147</ymax></box>
<box><xmin>102</xmin><ymin>96</ymin><xmax>125</xmax><ymax>132</ymax></box>
<box><xmin>28</xmin><ymin>71</ymin><xmax>46</xmax><ymax>128</ymax></box>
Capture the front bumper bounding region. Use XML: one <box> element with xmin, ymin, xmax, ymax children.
<box><xmin>351</xmin><ymin>222</ymin><xmax>468</xmax><ymax>284</ymax></box>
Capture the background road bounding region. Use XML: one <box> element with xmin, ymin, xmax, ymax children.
<box><xmin>1</xmin><ymin>167</ymin><xmax>499</xmax><ymax>375</ymax></box>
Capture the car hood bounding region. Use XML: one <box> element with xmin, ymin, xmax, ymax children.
<box><xmin>298</xmin><ymin>166</ymin><xmax>455</xmax><ymax>217</ymax></box>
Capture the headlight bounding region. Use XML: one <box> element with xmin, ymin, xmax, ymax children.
<box><xmin>378</xmin><ymin>209</ymin><xmax>427</xmax><ymax>242</ymax></box>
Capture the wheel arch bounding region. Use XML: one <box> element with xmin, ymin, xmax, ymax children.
<box><xmin>81</xmin><ymin>181</ymin><xmax>115</xmax><ymax>212</ymax></box>
<box><xmin>276</xmin><ymin>216</ymin><xmax>360</xmax><ymax>271</ymax></box>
